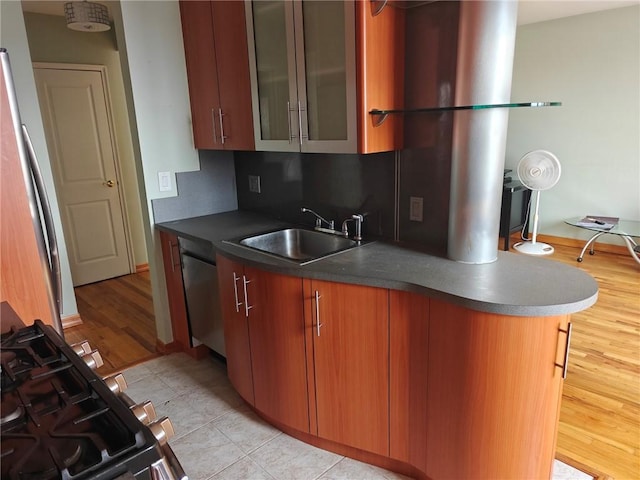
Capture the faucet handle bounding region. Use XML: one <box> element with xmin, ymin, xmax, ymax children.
<box><xmin>352</xmin><ymin>214</ymin><xmax>364</xmax><ymax>241</ymax></box>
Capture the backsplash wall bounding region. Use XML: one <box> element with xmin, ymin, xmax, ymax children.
<box><xmin>234</xmin><ymin>151</ymin><xmax>396</xmax><ymax>240</ymax></box>
<box><xmin>152</xmin><ymin>150</ymin><xmax>237</xmax><ymax>223</ymax></box>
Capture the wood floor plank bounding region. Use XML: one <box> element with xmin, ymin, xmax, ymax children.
<box><xmin>540</xmin><ymin>244</ymin><xmax>640</xmax><ymax>480</ymax></box>
<box><xmin>65</xmin><ymin>272</ymin><xmax>158</xmax><ymax>376</ymax></box>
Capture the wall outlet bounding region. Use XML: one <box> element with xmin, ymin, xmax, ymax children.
<box><xmin>248</xmin><ymin>175</ymin><xmax>261</xmax><ymax>193</ymax></box>
<box><xmin>158</xmin><ymin>171</ymin><xmax>171</xmax><ymax>192</ymax></box>
<box><xmin>409</xmin><ymin>196</ymin><xmax>423</xmax><ymax>222</ymax></box>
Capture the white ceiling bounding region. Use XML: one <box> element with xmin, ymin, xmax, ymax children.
<box><xmin>19</xmin><ymin>0</ymin><xmax>640</xmax><ymax>26</ymax></box>
<box><xmin>516</xmin><ymin>0</ymin><xmax>639</xmax><ymax>25</ymax></box>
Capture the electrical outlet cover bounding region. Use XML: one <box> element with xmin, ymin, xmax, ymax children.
<box><xmin>409</xmin><ymin>196</ymin><xmax>423</xmax><ymax>222</ymax></box>
<box><xmin>249</xmin><ymin>175</ymin><xmax>261</xmax><ymax>193</ymax></box>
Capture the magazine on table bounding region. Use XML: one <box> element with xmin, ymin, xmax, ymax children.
<box><xmin>577</xmin><ymin>215</ymin><xmax>619</xmax><ymax>230</ymax></box>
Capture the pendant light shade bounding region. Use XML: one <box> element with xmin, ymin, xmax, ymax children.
<box><xmin>64</xmin><ymin>1</ymin><xmax>111</xmax><ymax>32</ymax></box>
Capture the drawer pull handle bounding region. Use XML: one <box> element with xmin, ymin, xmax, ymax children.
<box><xmin>168</xmin><ymin>240</ymin><xmax>179</xmax><ymax>272</ymax></box>
<box><xmin>298</xmin><ymin>101</ymin><xmax>308</xmax><ymax>146</ymax></box>
<box><xmin>218</xmin><ymin>108</ymin><xmax>227</xmax><ymax>144</ymax></box>
<box><xmin>243</xmin><ymin>276</ymin><xmax>253</xmax><ymax>317</ymax></box>
<box><xmin>211</xmin><ymin>108</ymin><xmax>218</xmax><ymax>143</ymax></box>
<box><xmin>287</xmin><ymin>101</ymin><xmax>295</xmax><ymax>143</ymax></box>
<box><xmin>555</xmin><ymin>322</ymin><xmax>572</xmax><ymax>379</ymax></box>
<box><xmin>314</xmin><ymin>290</ymin><xmax>323</xmax><ymax>337</ymax></box>
<box><xmin>233</xmin><ymin>272</ymin><xmax>242</xmax><ymax>313</ymax></box>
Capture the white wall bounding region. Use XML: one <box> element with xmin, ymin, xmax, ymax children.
<box><xmin>118</xmin><ymin>0</ymin><xmax>199</xmax><ymax>202</ymax></box>
<box><xmin>506</xmin><ymin>5</ymin><xmax>640</xmax><ymax>245</ymax></box>
<box><xmin>23</xmin><ymin>11</ymin><xmax>148</xmax><ymax>268</ymax></box>
<box><xmin>117</xmin><ymin>0</ymin><xmax>199</xmax><ymax>343</ymax></box>
<box><xmin>0</xmin><ymin>1</ymin><xmax>78</xmax><ymax>319</ymax></box>
<box><xmin>3</xmin><ymin>0</ymin><xmax>206</xmax><ymax>343</ymax></box>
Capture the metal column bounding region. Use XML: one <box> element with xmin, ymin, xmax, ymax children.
<box><xmin>447</xmin><ymin>1</ymin><xmax>518</xmax><ymax>263</ymax></box>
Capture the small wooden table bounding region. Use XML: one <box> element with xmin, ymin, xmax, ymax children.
<box><xmin>564</xmin><ymin>217</ymin><xmax>640</xmax><ymax>265</ymax></box>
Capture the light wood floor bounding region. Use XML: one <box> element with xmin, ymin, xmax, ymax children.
<box><xmin>62</xmin><ymin>245</ymin><xmax>639</xmax><ymax>479</ymax></box>
<box><xmin>64</xmin><ymin>271</ymin><xmax>158</xmax><ymax>374</ymax></box>
<box><xmin>548</xmin><ymin>244</ymin><xmax>640</xmax><ymax>480</ymax></box>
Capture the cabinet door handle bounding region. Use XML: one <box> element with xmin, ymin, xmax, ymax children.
<box><xmin>314</xmin><ymin>290</ymin><xmax>323</xmax><ymax>337</ymax></box>
<box><xmin>233</xmin><ymin>272</ymin><xmax>242</xmax><ymax>313</ymax></box>
<box><xmin>243</xmin><ymin>276</ymin><xmax>253</xmax><ymax>317</ymax></box>
<box><xmin>287</xmin><ymin>101</ymin><xmax>296</xmax><ymax>144</ymax></box>
<box><xmin>555</xmin><ymin>322</ymin><xmax>572</xmax><ymax>379</ymax></box>
<box><xmin>211</xmin><ymin>108</ymin><xmax>218</xmax><ymax>143</ymax></box>
<box><xmin>168</xmin><ymin>240</ymin><xmax>179</xmax><ymax>272</ymax></box>
<box><xmin>297</xmin><ymin>101</ymin><xmax>308</xmax><ymax>146</ymax></box>
<box><xmin>218</xmin><ymin>108</ymin><xmax>227</xmax><ymax>145</ymax></box>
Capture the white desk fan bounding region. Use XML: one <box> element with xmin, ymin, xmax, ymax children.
<box><xmin>513</xmin><ymin>150</ymin><xmax>561</xmax><ymax>255</ymax></box>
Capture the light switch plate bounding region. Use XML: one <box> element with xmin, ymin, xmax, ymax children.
<box><xmin>409</xmin><ymin>196</ymin><xmax>423</xmax><ymax>222</ymax></box>
<box><xmin>249</xmin><ymin>175</ymin><xmax>261</xmax><ymax>193</ymax></box>
<box><xmin>158</xmin><ymin>171</ymin><xmax>171</xmax><ymax>192</ymax></box>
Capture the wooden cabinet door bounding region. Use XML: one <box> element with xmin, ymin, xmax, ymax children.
<box><xmin>245</xmin><ymin>267</ymin><xmax>309</xmax><ymax>432</ymax></box>
<box><xmin>159</xmin><ymin>231</ymin><xmax>190</xmax><ymax>351</ymax></box>
<box><xmin>389</xmin><ymin>290</ymin><xmax>429</xmax><ymax>474</ymax></box>
<box><xmin>216</xmin><ymin>255</ymin><xmax>254</xmax><ymax>404</ymax></box>
<box><xmin>308</xmin><ymin>279</ymin><xmax>389</xmax><ymax>456</ymax></box>
<box><xmin>210</xmin><ymin>1</ymin><xmax>255</xmax><ymax>151</ymax></box>
<box><xmin>426</xmin><ymin>299</ymin><xmax>568</xmax><ymax>479</ymax></box>
<box><xmin>179</xmin><ymin>1</ymin><xmax>254</xmax><ymax>151</ymax></box>
<box><xmin>179</xmin><ymin>0</ymin><xmax>220</xmax><ymax>150</ymax></box>
<box><xmin>355</xmin><ymin>0</ymin><xmax>405</xmax><ymax>153</ymax></box>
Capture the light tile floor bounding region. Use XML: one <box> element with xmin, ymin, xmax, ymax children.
<box><xmin>121</xmin><ymin>353</ymin><xmax>593</xmax><ymax>480</ymax></box>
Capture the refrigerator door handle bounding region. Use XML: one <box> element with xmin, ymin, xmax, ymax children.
<box><xmin>21</xmin><ymin>124</ymin><xmax>63</xmax><ymax>322</ymax></box>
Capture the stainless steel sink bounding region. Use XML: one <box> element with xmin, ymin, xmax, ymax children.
<box><xmin>230</xmin><ymin>228</ymin><xmax>359</xmax><ymax>264</ymax></box>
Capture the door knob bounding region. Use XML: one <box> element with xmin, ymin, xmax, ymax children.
<box><xmin>103</xmin><ymin>179</ymin><xmax>115</xmax><ymax>187</ymax></box>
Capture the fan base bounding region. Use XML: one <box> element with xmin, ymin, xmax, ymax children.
<box><xmin>513</xmin><ymin>241</ymin><xmax>555</xmax><ymax>256</ymax></box>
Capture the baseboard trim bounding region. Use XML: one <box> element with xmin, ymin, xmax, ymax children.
<box><xmin>61</xmin><ymin>313</ymin><xmax>83</xmax><ymax>329</ymax></box>
<box><xmin>155</xmin><ymin>339</ymin><xmax>182</xmax><ymax>355</ymax></box>
<box><xmin>509</xmin><ymin>233</ymin><xmax>629</xmax><ymax>257</ymax></box>
<box><xmin>155</xmin><ymin>338</ymin><xmax>210</xmax><ymax>359</ymax></box>
<box><xmin>136</xmin><ymin>263</ymin><xmax>149</xmax><ymax>273</ymax></box>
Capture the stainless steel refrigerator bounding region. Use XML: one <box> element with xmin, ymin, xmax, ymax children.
<box><xmin>1</xmin><ymin>48</ymin><xmax>63</xmax><ymax>334</ymax></box>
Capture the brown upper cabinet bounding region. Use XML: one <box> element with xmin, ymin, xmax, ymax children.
<box><xmin>179</xmin><ymin>1</ymin><xmax>255</xmax><ymax>151</ymax></box>
<box><xmin>244</xmin><ymin>0</ymin><xmax>404</xmax><ymax>154</ymax></box>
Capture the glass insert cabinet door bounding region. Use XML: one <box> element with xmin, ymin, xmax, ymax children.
<box><xmin>245</xmin><ymin>0</ymin><xmax>357</xmax><ymax>153</ymax></box>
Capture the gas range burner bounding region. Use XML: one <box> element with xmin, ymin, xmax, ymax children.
<box><xmin>0</xmin><ymin>397</ymin><xmax>23</xmax><ymax>426</ymax></box>
<box><xmin>1</xmin><ymin>350</ymin><xmax>17</xmax><ymax>367</ymax></box>
<box><xmin>1</xmin><ymin>320</ymin><xmax>185</xmax><ymax>480</ymax></box>
<box><xmin>5</xmin><ymin>438</ymin><xmax>84</xmax><ymax>480</ymax></box>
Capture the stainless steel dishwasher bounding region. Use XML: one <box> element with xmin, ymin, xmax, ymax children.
<box><xmin>179</xmin><ymin>237</ymin><xmax>225</xmax><ymax>357</ymax></box>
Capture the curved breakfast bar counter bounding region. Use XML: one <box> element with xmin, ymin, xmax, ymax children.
<box><xmin>157</xmin><ymin>211</ymin><xmax>598</xmax><ymax>480</ymax></box>
<box><xmin>158</xmin><ymin>210</ymin><xmax>598</xmax><ymax>317</ymax></box>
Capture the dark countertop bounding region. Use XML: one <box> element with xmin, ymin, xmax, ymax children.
<box><xmin>156</xmin><ymin>210</ymin><xmax>599</xmax><ymax>317</ymax></box>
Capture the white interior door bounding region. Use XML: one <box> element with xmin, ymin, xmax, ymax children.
<box><xmin>34</xmin><ymin>66</ymin><xmax>131</xmax><ymax>286</ymax></box>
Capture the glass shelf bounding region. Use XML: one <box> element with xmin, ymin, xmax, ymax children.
<box><xmin>370</xmin><ymin>101</ymin><xmax>561</xmax><ymax>126</ymax></box>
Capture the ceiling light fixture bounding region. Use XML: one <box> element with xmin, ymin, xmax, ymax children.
<box><xmin>64</xmin><ymin>1</ymin><xmax>111</xmax><ymax>32</ymax></box>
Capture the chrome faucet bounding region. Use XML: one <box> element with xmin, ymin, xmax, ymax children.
<box><xmin>341</xmin><ymin>214</ymin><xmax>364</xmax><ymax>242</ymax></box>
<box><xmin>301</xmin><ymin>207</ymin><xmax>335</xmax><ymax>231</ymax></box>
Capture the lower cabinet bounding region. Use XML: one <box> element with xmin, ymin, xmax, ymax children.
<box><xmin>215</xmin><ymin>253</ymin><xmax>569</xmax><ymax>479</ymax></box>
<box><xmin>216</xmin><ymin>255</ymin><xmax>254</xmax><ymax>404</ymax></box>
<box><xmin>244</xmin><ymin>266</ymin><xmax>309</xmax><ymax>433</ymax></box>
<box><xmin>159</xmin><ymin>231</ymin><xmax>190</xmax><ymax>352</ymax></box>
<box><xmin>389</xmin><ymin>290</ymin><xmax>429</xmax><ymax>473</ymax></box>
<box><xmin>305</xmin><ymin>279</ymin><xmax>389</xmax><ymax>456</ymax></box>
<box><xmin>216</xmin><ymin>255</ymin><xmax>309</xmax><ymax>432</ymax></box>
<box><xmin>425</xmin><ymin>299</ymin><xmax>569</xmax><ymax>480</ymax></box>
<box><xmin>217</xmin><ymin>254</ymin><xmax>389</xmax><ymax>455</ymax></box>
